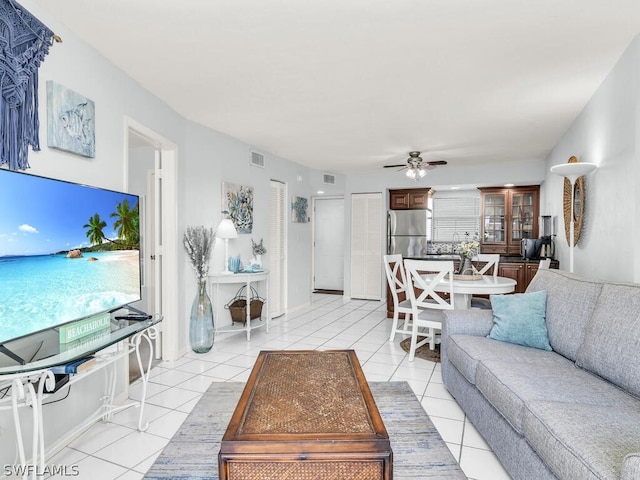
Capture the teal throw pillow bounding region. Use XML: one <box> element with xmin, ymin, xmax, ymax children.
<box><xmin>487</xmin><ymin>290</ymin><xmax>552</xmax><ymax>351</ymax></box>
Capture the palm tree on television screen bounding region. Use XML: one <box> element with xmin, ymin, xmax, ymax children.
<box><xmin>84</xmin><ymin>213</ymin><xmax>107</xmax><ymax>247</ymax></box>
<box><xmin>111</xmin><ymin>198</ymin><xmax>139</xmax><ymax>248</ymax></box>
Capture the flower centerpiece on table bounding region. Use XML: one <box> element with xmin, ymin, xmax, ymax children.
<box><xmin>455</xmin><ymin>232</ymin><xmax>482</xmax><ymax>275</ymax></box>
<box><xmin>455</xmin><ymin>232</ymin><xmax>481</xmax><ymax>259</ymax></box>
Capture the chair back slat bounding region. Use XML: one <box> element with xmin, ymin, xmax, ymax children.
<box><xmin>404</xmin><ymin>259</ymin><xmax>455</xmax><ymax>311</ymax></box>
<box><xmin>473</xmin><ymin>253</ymin><xmax>500</xmax><ymax>277</ymax></box>
<box><xmin>383</xmin><ymin>254</ymin><xmax>408</xmax><ymax>305</ymax></box>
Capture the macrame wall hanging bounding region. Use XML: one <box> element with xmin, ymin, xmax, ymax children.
<box><xmin>0</xmin><ymin>0</ymin><xmax>61</xmax><ymax>170</ymax></box>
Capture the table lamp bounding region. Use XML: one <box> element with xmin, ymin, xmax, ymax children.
<box><xmin>550</xmin><ymin>161</ymin><xmax>598</xmax><ymax>273</ymax></box>
<box><xmin>216</xmin><ymin>218</ymin><xmax>238</xmax><ymax>274</ymax></box>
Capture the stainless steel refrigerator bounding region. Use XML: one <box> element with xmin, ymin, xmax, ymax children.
<box><xmin>387</xmin><ymin>210</ymin><xmax>432</xmax><ymax>257</ymax></box>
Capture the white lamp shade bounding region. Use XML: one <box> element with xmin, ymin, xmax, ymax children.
<box><xmin>550</xmin><ymin>162</ymin><xmax>598</xmax><ymax>183</ymax></box>
<box><xmin>216</xmin><ymin>218</ymin><xmax>238</xmax><ymax>239</ymax></box>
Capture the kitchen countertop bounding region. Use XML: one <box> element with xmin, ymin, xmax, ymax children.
<box><xmin>403</xmin><ymin>254</ymin><xmax>461</xmax><ymax>261</ymax></box>
<box><xmin>403</xmin><ymin>254</ymin><xmax>555</xmax><ymax>264</ymax></box>
<box><xmin>499</xmin><ymin>256</ymin><xmax>556</xmax><ymax>264</ymax></box>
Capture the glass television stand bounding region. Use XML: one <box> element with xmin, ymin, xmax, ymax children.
<box><xmin>0</xmin><ymin>313</ymin><xmax>162</xmax><ymax>480</ymax></box>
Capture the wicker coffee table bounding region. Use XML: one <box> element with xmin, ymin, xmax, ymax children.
<box><xmin>219</xmin><ymin>350</ymin><xmax>393</xmax><ymax>480</ymax></box>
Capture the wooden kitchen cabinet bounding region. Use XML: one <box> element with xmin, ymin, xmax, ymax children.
<box><xmin>389</xmin><ymin>188</ymin><xmax>431</xmax><ymax>210</ymax></box>
<box><xmin>497</xmin><ymin>263</ymin><xmax>526</xmax><ymax>293</ymax></box>
<box><xmin>498</xmin><ymin>260</ymin><xmax>559</xmax><ymax>294</ymax></box>
<box><xmin>480</xmin><ymin>186</ymin><xmax>540</xmax><ymax>255</ymax></box>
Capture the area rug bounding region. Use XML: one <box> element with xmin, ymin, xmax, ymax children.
<box><xmin>144</xmin><ymin>381</ymin><xmax>465</xmax><ymax>479</ymax></box>
<box><xmin>400</xmin><ymin>337</ymin><xmax>441</xmax><ymax>363</ymax></box>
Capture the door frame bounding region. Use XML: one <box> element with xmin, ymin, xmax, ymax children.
<box><xmin>312</xmin><ymin>195</ymin><xmax>345</xmax><ymax>292</ymax></box>
<box><xmin>124</xmin><ymin>117</ymin><xmax>180</xmax><ymax>361</ymax></box>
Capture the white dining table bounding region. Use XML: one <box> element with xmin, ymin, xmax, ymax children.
<box><xmin>426</xmin><ymin>274</ymin><xmax>517</xmax><ymax>309</ymax></box>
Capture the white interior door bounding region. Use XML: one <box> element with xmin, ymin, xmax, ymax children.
<box><xmin>126</xmin><ymin>118</ymin><xmax>179</xmax><ymax>361</ymax></box>
<box><xmin>145</xmin><ymin>170</ymin><xmax>157</xmax><ymax>316</ymax></box>
<box><xmin>269</xmin><ymin>180</ymin><xmax>286</xmax><ymax>317</ymax></box>
<box><xmin>350</xmin><ymin>193</ymin><xmax>383</xmax><ymax>300</ymax></box>
<box><xmin>313</xmin><ymin>197</ymin><xmax>345</xmax><ymax>291</ymax></box>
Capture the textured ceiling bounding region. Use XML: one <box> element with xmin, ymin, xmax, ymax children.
<box><xmin>34</xmin><ymin>0</ymin><xmax>640</xmax><ymax>174</ymax></box>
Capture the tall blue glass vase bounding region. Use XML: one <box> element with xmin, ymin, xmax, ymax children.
<box><xmin>189</xmin><ymin>281</ymin><xmax>214</xmax><ymax>353</ymax></box>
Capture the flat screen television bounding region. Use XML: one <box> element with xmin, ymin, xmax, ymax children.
<box><xmin>0</xmin><ymin>168</ymin><xmax>142</xmax><ymax>346</ymax></box>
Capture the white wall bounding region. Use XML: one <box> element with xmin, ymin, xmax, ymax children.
<box><xmin>543</xmin><ymin>34</ymin><xmax>640</xmax><ymax>283</ymax></box>
<box><xmin>178</xmin><ymin>123</ymin><xmax>331</xmax><ymax>351</ymax></box>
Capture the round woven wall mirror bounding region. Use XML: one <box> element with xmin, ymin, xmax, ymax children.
<box><xmin>563</xmin><ymin>156</ymin><xmax>585</xmax><ymax>245</ymax></box>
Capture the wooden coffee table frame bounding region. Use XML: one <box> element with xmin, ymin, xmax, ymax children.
<box><xmin>219</xmin><ymin>350</ymin><xmax>393</xmax><ymax>480</ymax></box>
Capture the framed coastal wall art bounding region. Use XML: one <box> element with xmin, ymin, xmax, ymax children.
<box><xmin>222</xmin><ymin>182</ymin><xmax>254</xmax><ymax>233</ymax></box>
<box><xmin>291</xmin><ymin>196</ymin><xmax>309</xmax><ymax>223</ymax></box>
<box><xmin>47</xmin><ymin>81</ymin><xmax>95</xmax><ymax>158</ymax></box>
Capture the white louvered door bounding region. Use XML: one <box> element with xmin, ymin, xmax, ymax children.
<box><xmin>269</xmin><ymin>180</ymin><xmax>286</xmax><ymax>317</ymax></box>
<box><xmin>350</xmin><ymin>193</ymin><xmax>383</xmax><ymax>300</ymax></box>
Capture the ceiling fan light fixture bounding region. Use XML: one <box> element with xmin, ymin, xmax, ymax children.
<box><xmin>385</xmin><ymin>151</ymin><xmax>446</xmax><ymax>181</ymax></box>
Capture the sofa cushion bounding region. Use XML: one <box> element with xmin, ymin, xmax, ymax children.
<box><xmin>488</xmin><ymin>290</ymin><xmax>551</xmax><ymax>351</ymax></box>
<box><xmin>576</xmin><ymin>282</ymin><xmax>640</xmax><ymax>399</ymax></box>
<box><xmin>475</xmin><ymin>359</ymin><xmax>635</xmax><ymax>434</ymax></box>
<box><xmin>523</xmin><ymin>400</ymin><xmax>640</xmax><ymax>480</ymax></box>
<box><xmin>526</xmin><ymin>269</ymin><xmax>603</xmax><ymax>361</ymax></box>
<box><xmin>623</xmin><ymin>453</ymin><xmax>640</xmax><ymax>480</ymax></box>
<box><xmin>446</xmin><ymin>335</ymin><xmax>562</xmax><ymax>386</ymax></box>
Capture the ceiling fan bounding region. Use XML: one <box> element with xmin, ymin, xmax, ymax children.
<box><xmin>383</xmin><ymin>151</ymin><xmax>447</xmax><ymax>181</ymax></box>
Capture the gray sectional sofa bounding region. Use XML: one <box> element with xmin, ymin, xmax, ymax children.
<box><xmin>441</xmin><ymin>268</ymin><xmax>640</xmax><ymax>480</ymax></box>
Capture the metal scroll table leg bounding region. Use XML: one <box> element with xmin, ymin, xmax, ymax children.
<box><xmin>11</xmin><ymin>370</ymin><xmax>54</xmax><ymax>480</ymax></box>
<box><xmin>245</xmin><ymin>278</ymin><xmax>251</xmax><ymax>341</ymax></box>
<box><xmin>132</xmin><ymin>325</ymin><xmax>159</xmax><ymax>431</ymax></box>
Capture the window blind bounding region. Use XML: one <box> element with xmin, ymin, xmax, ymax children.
<box><xmin>432</xmin><ymin>196</ymin><xmax>480</xmax><ymax>242</ymax></box>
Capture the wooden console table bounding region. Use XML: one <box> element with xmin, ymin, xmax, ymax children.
<box><xmin>219</xmin><ymin>350</ymin><xmax>392</xmax><ymax>479</ymax></box>
<box><xmin>0</xmin><ymin>313</ymin><xmax>162</xmax><ymax>480</ymax></box>
<box><xmin>208</xmin><ymin>270</ymin><xmax>270</xmax><ymax>341</ymax></box>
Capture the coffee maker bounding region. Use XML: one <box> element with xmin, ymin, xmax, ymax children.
<box><xmin>538</xmin><ymin>215</ymin><xmax>555</xmax><ymax>259</ymax></box>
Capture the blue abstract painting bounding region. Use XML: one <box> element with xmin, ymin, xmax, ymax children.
<box><xmin>223</xmin><ymin>182</ymin><xmax>254</xmax><ymax>233</ymax></box>
<box><xmin>291</xmin><ymin>196</ymin><xmax>308</xmax><ymax>223</ymax></box>
<box><xmin>47</xmin><ymin>81</ymin><xmax>95</xmax><ymax>158</ymax></box>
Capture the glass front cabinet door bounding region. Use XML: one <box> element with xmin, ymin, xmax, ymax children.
<box><xmin>480</xmin><ymin>185</ymin><xmax>539</xmax><ymax>255</ymax></box>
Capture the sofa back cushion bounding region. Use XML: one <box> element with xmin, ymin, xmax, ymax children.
<box><xmin>576</xmin><ymin>282</ymin><xmax>640</xmax><ymax>398</ymax></box>
<box><xmin>526</xmin><ymin>269</ymin><xmax>602</xmax><ymax>361</ymax></box>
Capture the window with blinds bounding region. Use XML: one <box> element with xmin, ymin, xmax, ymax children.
<box><xmin>432</xmin><ymin>195</ymin><xmax>481</xmax><ymax>242</ymax></box>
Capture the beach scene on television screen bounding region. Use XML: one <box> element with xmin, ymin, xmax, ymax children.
<box><xmin>0</xmin><ymin>173</ymin><xmax>141</xmax><ymax>344</ymax></box>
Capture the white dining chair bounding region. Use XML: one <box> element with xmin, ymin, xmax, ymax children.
<box><xmin>539</xmin><ymin>258</ymin><xmax>551</xmax><ymax>269</ymax></box>
<box><xmin>403</xmin><ymin>259</ymin><xmax>455</xmax><ymax>361</ymax></box>
<box><xmin>383</xmin><ymin>254</ymin><xmax>414</xmax><ymax>342</ymax></box>
<box><xmin>470</xmin><ymin>253</ymin><xmax>500</xmax><ymax>309</ymax></box>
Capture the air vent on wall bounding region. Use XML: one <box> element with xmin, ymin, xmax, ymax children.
<box><xmin>322</xmin><ymin>172</ymin><xmax>336</xmax><ymax>185</ymax></box>
<box><xmin>250</xmin><ymin>151</ymin><xmax>265</xmax><ymax>168</ymax></box>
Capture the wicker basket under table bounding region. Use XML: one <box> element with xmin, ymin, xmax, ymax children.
<box><xmin>219</xmin><ymin>350</ymin><xmax>393</xmax><ymax>480</ymax></box>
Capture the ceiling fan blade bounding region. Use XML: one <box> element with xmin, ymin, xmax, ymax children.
<box><xmin>383</xmin><ymin>164</ymin><xmax>407</xmax><ymax>168</ymax></box>
<box><xmin>425</xmin><ymin>160</ymin><xmax>448</xmax><ymax>166</ymax></box>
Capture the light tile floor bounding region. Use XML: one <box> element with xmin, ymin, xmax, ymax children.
<box><xmin>47</xmin><ymin>294</ymin><xmax>512</xmax><ymax>480</ymax></box>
